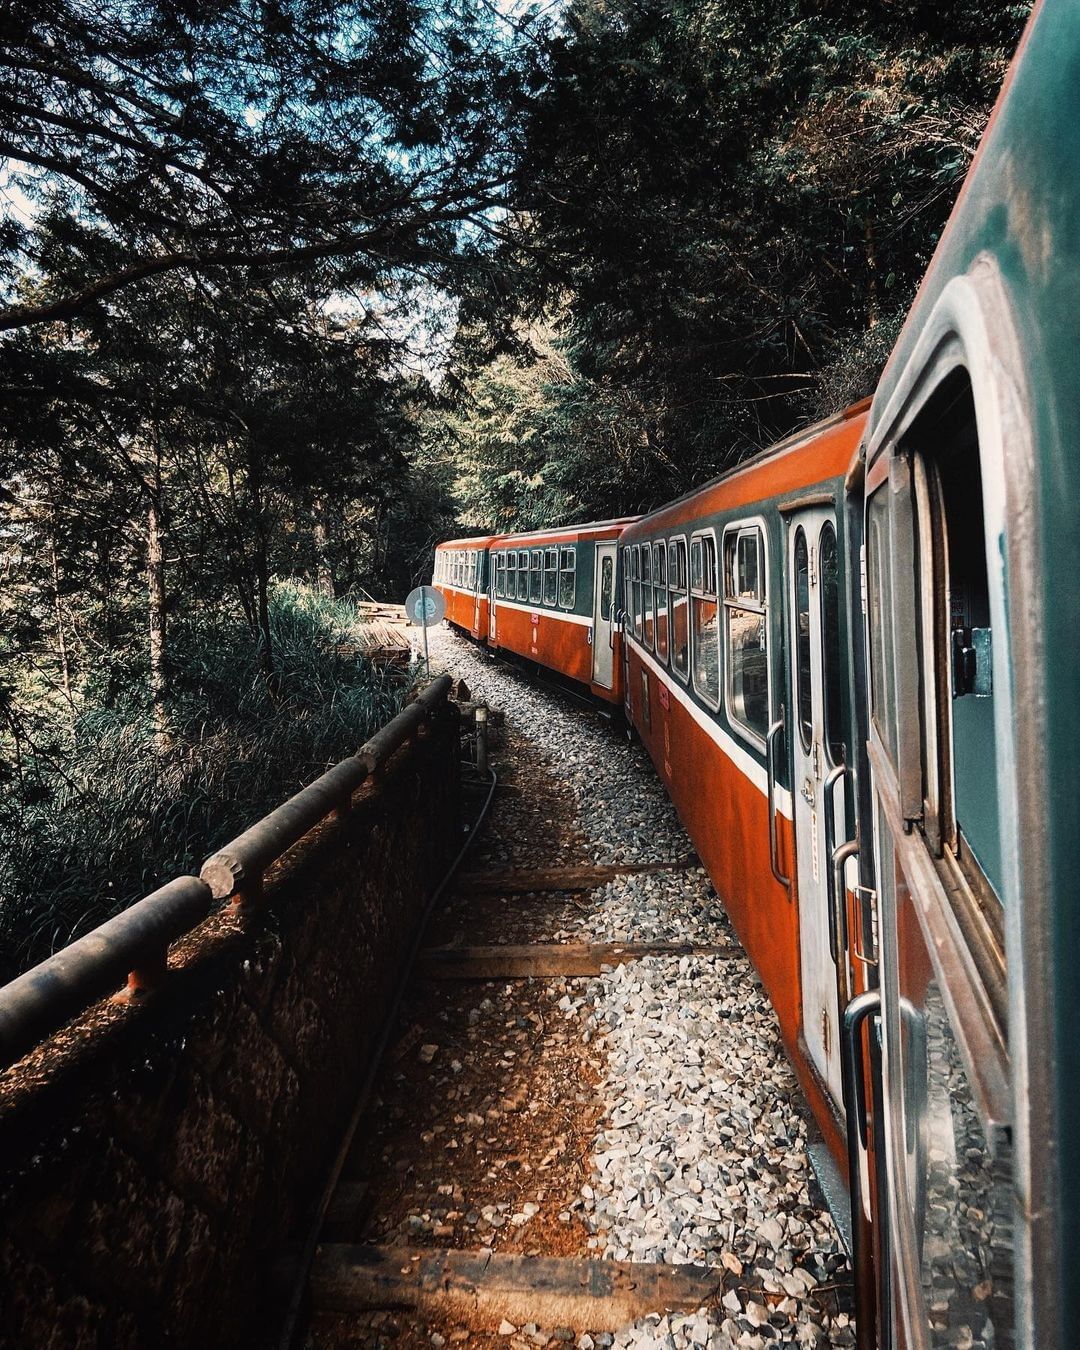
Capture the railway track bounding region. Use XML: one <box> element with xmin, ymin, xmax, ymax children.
<box><xmin>299</xmin><ymin>629</ymin><xmax>854</xmax><ymax>1350</ymax></box>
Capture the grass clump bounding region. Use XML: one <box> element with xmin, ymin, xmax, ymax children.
<box><xmin>0</xmin><ymin>582</ymin><xmax>408</xmax><ymax>983</ymax></box>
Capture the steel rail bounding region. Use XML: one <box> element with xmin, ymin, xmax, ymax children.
<box><xmin>0</xmin><ymin>675</ymin><xmax>454</xmax><ymax>1072</ymax></box>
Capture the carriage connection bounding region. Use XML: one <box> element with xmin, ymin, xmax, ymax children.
<box><xmin>432</xmin><ymin>3</ymin><xmax>1080</xmax><ymax>1347</ymax></box>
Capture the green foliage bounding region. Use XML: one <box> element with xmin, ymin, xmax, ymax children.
<box><xmin>0</xmin><ymin>583</ymin><xmax>405</xmax><ymax>983</ymax></box>
<box><xmin>441</xmin><ymin>0</ymin><xmax>1032</xmax><ymax>529</ymax></box>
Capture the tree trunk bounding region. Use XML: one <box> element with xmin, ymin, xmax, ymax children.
<box><xmin>313</xmin><ymin>496</ymin><xmax>335</xmax><ymax>598</ymax></box>
<box><xmin>864</xmin><ymin>218</ymin><xmax>879</xmax><ymax>329</ymax></box>
<box><xmin>147</xmin><ymin>494</ymin><xmax>170</xmax><ymax>749</ymax></box>
<box><xmin>49</xmin><ymin>537</ymin><xmax>76</xmax><ymax>734</ymax></box>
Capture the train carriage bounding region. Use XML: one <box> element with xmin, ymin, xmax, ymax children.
<box><xmin>618</xmin><ymin>401</ymin><xmax>870</xmax><ymax>1168</ymax></box>
<box><xmin>432</xmin><ymin>536</ymin><xmax>495</xmax><ymax>640</ymax></box>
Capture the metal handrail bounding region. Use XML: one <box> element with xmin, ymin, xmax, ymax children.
<box><xmin>0</xmin><ymin>674</ymin><xmax>454</xmax><ymax>1071</ymax></box>
<box><xmin>765</xmin><ymin>709</ymin><xmax>791</xmax><ymax>891</ymax></box>
<box><xmin>0</xmin><ymin>876</ymin><xmax>212</xmax><ymax>1069</ymax></box>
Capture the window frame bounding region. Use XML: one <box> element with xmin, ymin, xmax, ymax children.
<box><xmin>667</xmin><ymin>534</ymin><xmax>690</xmax><ymax>685</ymax></box>
<box><xmin>543</xmin><ymin>546</ymin><xmax>558</xmax><ymax>606</ymax></box>
<box><xmin>630</xmin><ymin>544</ymin><xmax>643</xmax><ymax>639</ymax></box>
<box><xmin>558</xmin><ymin>545</ymin><xmax>576</xmax><ymax>610</ymax></box>
<box><xmin>641</xmin><ymin>540</ymin><xmax>654</xmax><ymax>651</ymax></box>
<box><xmin>722</xmin><ymin>517</ymin><xmax>771</xmax><ymax>751</ymax></box>
<box><xmin>529</xmin><ymin>548</ymin><xmax>543</xmax><ymax>604</ymax></box>
<box><xmin>653</xmin><ymin>540</ymin><xmax>668</xmax><ymax>664</ymax></box>
<box><xmin>689</xmin><ymin>526</ymin><xmax>720</xmax><ymax>710</ymax></box>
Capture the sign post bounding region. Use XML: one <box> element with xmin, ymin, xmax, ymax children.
<box><xmin>404</xmin><ymin>584</ymin><xmax>446</xmax><ymax>675</ymax></box>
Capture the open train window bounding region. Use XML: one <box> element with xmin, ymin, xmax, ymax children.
<box><xmin>723</xmin><ymin>523</ymin><xmax>769</xmax><ymax>745</ymax></box>
<box><xmin>668</xmin><ymin>537</ymin><xmax>689</xmax><ymax>680</ymax></box>
<box><xmin>653</xmin><ymin>542</ymin><xmax>668</xmax><ymax>663</ymax></box>
<box><xmin>690</xmin><ymin>530</ymin><xmax>719</xmax><ymax>707</ymax></box>
<box><xmin>641</xmin><ymin>543</ymin><xmax>654</xmax><ymax>649</ymax></box>
<box><xmin>908</xmin><ymin>370</ymin><xmax>1003</xmax><ymax>911</ymax></box>
<box><xmin>543</xmin><ymin>547</ymin><xmax>558</xmax><ymax>606</ymax></box>
<box><xmin>529</xmin><ymin>549</ymin><xmax>542</xmax><ymax>604</ymax></box>
<box><xmin>558</xmin><ymin>547</ymin><xmax>576</xmax><ymax>609</ymax></box>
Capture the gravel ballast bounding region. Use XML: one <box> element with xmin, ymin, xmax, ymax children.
<box><xmin>420</xmin><ymin>627</ymin><xmax>854</xmax><ymax>1349</ymax></box>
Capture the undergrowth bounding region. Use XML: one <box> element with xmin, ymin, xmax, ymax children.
<box><xmin>0</xmin><ymin>582</ymin><xmax>408</xmax><ymax>983</ymax></box>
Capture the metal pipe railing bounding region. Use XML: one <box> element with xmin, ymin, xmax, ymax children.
<box><xmin>0</xmin><ymin>875</ymin><xmax>212</xmax><ymax>1069</ymax></box>
<box><xmin>0</xmin><ymin>674</ymin><xmax>454</xmax><ymax>1071</ymax></box>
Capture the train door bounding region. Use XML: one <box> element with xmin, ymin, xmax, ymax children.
<box><xmin>592</xmin><ymin>542</ymin><xmax>616</xmax><ymax>689</ymax></box>
<box><xmin>854</xmin><ymin>348</ymin><xmax>1032</xmax><ymax>1350</ymax></box>
<box><xmin>488</xmin><ymin>550</ymin><xmax>498</xmax><ymax>642</ymax></box>
<box><xmin>787</xmin><ymin>506</ymin><xmax>846</xmax><ymax>1105</ymax></box>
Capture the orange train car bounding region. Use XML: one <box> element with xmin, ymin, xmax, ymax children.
<box><xmin>432</xmin><ymin>535</ymin><xmax>495</xmax><ymax>640</ymax></box>
<box><xmin>485</xmin><ymin>519</ymin><xmax>637</xmax><ymax>704</ymax></box>
<box><xmin>618</xmin><ymin>401</ymin><xmax>869</xmax><ymax>1169</ymax></box>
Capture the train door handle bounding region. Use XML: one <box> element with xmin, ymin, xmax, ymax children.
<box><xmin>766</xmin><ymin>711</ymin><xmax>791</xmax><ymax>892</ymax></box>
<box><xmin>842</xmin><ymin>990</ymin><xmax>881</xmax><ymax>1350</ymax></box>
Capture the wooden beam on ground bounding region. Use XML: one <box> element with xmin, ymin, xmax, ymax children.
<box><xmin>456</xmin><ymin>860</ymin><xmax>699</xmax><ymax>896</ymax></box>
<box><xmin>418</xmin><ymin>941</ymin><xmax>739</xmax><ymax>979</ymax></box>
<box><xmin>310</xmin><ymin>1246</ymin><xmax>725</xmax><ymax>1329</ymax></box>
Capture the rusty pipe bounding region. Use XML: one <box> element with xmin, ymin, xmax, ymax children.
<box><xmin>0</xmin><ymin>875</ymin><xmax>212</xmax><ymax>1070</ymax></box>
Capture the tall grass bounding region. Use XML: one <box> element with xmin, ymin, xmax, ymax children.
<box><xmin>0</xmin><ymin>583</ymin><xmax>408</xmax><ymax>983</ymax></box>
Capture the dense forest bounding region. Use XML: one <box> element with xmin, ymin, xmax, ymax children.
<box><xmin>0</xmin><ymin>0</ymin><xmax>1030</xmax><ymax>974</ymax></box>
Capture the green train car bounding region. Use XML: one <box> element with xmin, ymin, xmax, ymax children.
<box><xmin>842</xmin><ymin>2</ymin><xmax>1078</xmax><ymax>1344</ymax></box>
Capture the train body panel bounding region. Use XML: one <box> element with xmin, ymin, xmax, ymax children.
<box><xmin>618</xmin><ymin>407</ymin><xmax>868</xmax><ymax>1167</ymax></box>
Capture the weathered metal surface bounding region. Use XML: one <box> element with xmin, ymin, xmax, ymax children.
<box><xmin>202</xmin><ymin>675</ymin><xmax>454</xmax><ymax>901</ymax></box>
<box><xmin>310</xmin><ymin>1246</ymin><xmax>724</xmax><ymax>1329</ymax></box>
<box><xmin>0</xmin><ymin>875</ymin><xmax>212</xmax><ymax>1069</ymax></box>
<box><xmin>417</xmin><ymin>940</ymin><xmax>738</xmax><ymax>979</ymax></box>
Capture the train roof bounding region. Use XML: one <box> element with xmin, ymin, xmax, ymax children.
<box><xmin>621</xmin><ymin>399</ymin><xmax>870</xmax><ymax>538</ymax></box>
<box><xmin>435</xmin><ymin>534</ymin><xmax>498</xmax><ymax>551</ymax></box>
<box><xmin>491</xmin><ymin>516</ymin><xmax>639</xmax><ymax>547</ymax></box>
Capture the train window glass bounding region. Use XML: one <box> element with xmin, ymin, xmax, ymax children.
<box><xmin>794</xmin><ymin>528</ymin><xmax>813</xmax><ymax>752</ymax></box>
<box><xmin>867</xmin><ymin>485</ymin><xmax>898</xmax><ymax>763</ymax></box>
<box><xmin>600</xmin><ymin>553</ymin><xmax>613</xmax><ymax>622</ymax></box>
<box><xmin>558</xmin><ymin>547</ymin><xmax>576</xmax><ymax>608</ymax></box>
<box><xmin>820</xmin><ymin>524</ymin><xmax>845</xmax><ymax>765</ymax></box>
<box><xmin>905</xmin><ymin>372</ymin><xmax>1003</xmax><ymax>904</ymax></box>
<box><xmin>724</xmin><ymin>525</ymin><xmax>769</xmax><ymax>743</ymax></box>
<box><xmin>691</xmin><ymin>531</ymin><xmax>719</xmax><ymax>705</ymax></box>
<box><xmin>654</xmin><ymin>542</ymin><xmax>669</xmax><ymax>662</ymax></box>
<box><xmin>642</xmin><ymin>544</ymin><xmax>654</xmax><ymax>649</ymax></box>
<box><xmin>517</xmin><ymin>550</ymin><xmax>528</xmax><ymax>599</ymax></box>
<box><xmin>622</xmin><ymin>547</ymin><xmax>632</xmax><ymax>628</ymax></box>
<box><xmin>544</xmin><ymin>547</ymin><xmax>558</xmax><ymax>605</ymax></box>
<box><xmin>670</xmin><ymin>537</ymin><xmax>689</xmax><ymax>679</ymax></box>
<box><xmin>631</xmin><ymin>545</ymin><xmax>643</xmax><ymax>639</ymax></box>
<box><xmin>530</xmin><ymin>550</ymin><xmax>542</xmax><ymax>604</ymax></box>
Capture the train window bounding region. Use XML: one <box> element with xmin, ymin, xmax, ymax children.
<box><xmin>630</xmin><ymin>545</ymin><xmax>642</xmax><ymax>639</ymax></box>
<box><xmin>529</xmin><ymin>549</ymin><xmax>542</xmax><ymax>604</ymax></box>
<box><xmin>867</xmin><ymin>484</ymin><xmax>899</xmax><ymax>764</ymax></box>
<box><xmin>558</xmin><ymin>547</ymin><xmax>576</xmax><ymax>608</ymax></box>
<box><xmin>904</xmin><ymin>371</ymin><xmax>1003</xmax><ymax>906</ymax></box>
<box><xmin>543</xmin><ymin>547</ymin><xmax>558</xmax><ymax>605</ymax></box>
<box><xmin>517</xmin><ymin>550</ymin><xmax>528</xmax><ymax>599</ymax></box>
<box><xmin>691</xmin><ymin>532</ymin><xmax>719</xmax><ymax>705</ymax></box>
<box><xmin>622</xmin><ymin>547</ymin><xmax>632</xmax><ymax>628</ymax></box>
<box><xmin>654</xmin><ymin>542</ymin><xmax>668</xmax><ymax>662</ymax></box>
<box><xmin>600</xmin><ymin>553</ymin><xmax>613</xmax><ymax>622</ymax></box>
<box><xmin>669</xmin><ymin>537</ymin><xmax>689</xmax><ymax>680</ymax></box>
<box><xmin>641</xmin><ymin>544</ymin><xmax>654</xmax><ymax>649</ymax></box>
<box><xmin>794</xmin><ymin>528</ymin><xmax>813</xmax><ymax>752</ymax></box>
<box><xmin>820</xmin><ymin>524</ymin><xmax>845</xmax><ymax>765</ymax></box>
<box><xmin>723</xmin><ymin>524</ymin><xmax>769</xmax><ymax>743</ymax></box>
